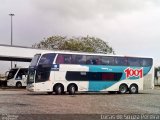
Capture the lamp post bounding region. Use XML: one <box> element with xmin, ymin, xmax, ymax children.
<box><xmin>9</xmin><ymin>13</ymin><xmax>15</xmax><ymax>68</ymax></box>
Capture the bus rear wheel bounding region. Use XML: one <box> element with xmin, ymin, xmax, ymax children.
<box><xmin>68</xmin><ymin>85</ymin><xmax>76</xmax><ymax>95</ymax></box>
<box><xmin>119</xmin><ymin>84</ymin><xmax>128</xmax><ymax>94</ymax></box>
<box><xmin>16</xmin><ymin>82</ymin><xmax>22</xmax><ymax>88</ymax></box>
<box><xmin>55</xmin><ymin>85</ymin><xmax>63</xmax><ymax>95</ymax></box>
<box><xmin>129</xmin><ymin>84</ymin><xmax>138</xmax><ymax>94</ymax></box>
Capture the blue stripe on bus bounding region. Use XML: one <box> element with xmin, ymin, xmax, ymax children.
<box><xmin>88</xmin><ymin>81</ymin><xmax>116</xmax><ymax>91</ymax></box>
<box><xmin>86</xmin><ymin>65</ymin><xmax>152</xmax><ymax>91</ymax></box>
<box><xmin>50</xmin><ymin>64</ymin><xmax>152</xmax><ymax>91</ymax></box>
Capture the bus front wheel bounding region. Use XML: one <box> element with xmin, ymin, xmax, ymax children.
<box><xmin>16</xmin><ymin>82</ymin><xmax>22</xmax><ymax>88</ymax></box>
<box><xmin>55</xmin><ymin>85</ymin><xmax>63</xmax><ymax>95</ymax></box>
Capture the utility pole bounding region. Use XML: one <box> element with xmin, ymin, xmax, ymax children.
<box><xmin>9</xmin><ymin>13</ymin><xmax>15</xmax><ymax>69</ymax></box>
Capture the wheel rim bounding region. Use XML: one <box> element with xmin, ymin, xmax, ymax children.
<box><xmin>71</xmin><ymin>86</ymin><xmax>75</xmax><ymax>93</ymax></box>
<box><xmin>131</xmin><ymin>86</ymin><xmax>137</xmax><ymax>93</ymax></box>
<box><xmin>69</xmin><ymin>86</ymin><xmax>75</xmax><ymax>95</ymax></box>
<box><xmin>17</xmin><ymin>83</ymin><xmax>21</xmax><ymax>87</ymax></box>
<box><xmin>120</xmin><ymin>85</ymin><xmax>127</xmax><ymax>93</ymax></box>
<box><xmin>57</xmin><ymin>87</ymin><xmax>62</xmax><ymax>94</ymax></box>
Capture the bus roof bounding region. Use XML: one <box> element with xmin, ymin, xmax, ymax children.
<box><xmin>34</xmin><ymin>50</ymin><xmax>153</xmax><ymax>59</ymax></box>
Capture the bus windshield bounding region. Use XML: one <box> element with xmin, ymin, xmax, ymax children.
<box><xmin>7</xmin><ymin>68</ymin><xmax>18</xmax><ymax>80</ymax></box>
<box><xmin>35</xmin><ymin>53</ymin><xmax>55</xmax><ymax>82</ymax></box>
<box><xmin>30</xmin><ymin>54</ymin><xmax>41</xmax><ymax>67</ymax></box>
<box><xmin>28</xmin><ymin>54</ymin><xmax>41</xmax><ymax>83</ymax></box>
<box><xmin>28</xmin><ymin>53</ymin><xmax>56</xmax><ymax>83</ymax></box>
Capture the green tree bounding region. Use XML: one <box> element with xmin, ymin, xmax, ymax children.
<box><xmin>32</xmin><ymin>35</ymin><xmax>115</xmax><ymax>54</ymax></box>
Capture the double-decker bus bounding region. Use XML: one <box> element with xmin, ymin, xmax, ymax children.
<box><xmin>26</xmin><ymin>51</ymin><xmax>154</xmax><ymax>95</ymax></box>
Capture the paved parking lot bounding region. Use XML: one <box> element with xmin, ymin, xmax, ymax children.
<box><xmin>0</xmin><ymin>88</ymin><xmax>160</xmax><ymax>119</ymax></box>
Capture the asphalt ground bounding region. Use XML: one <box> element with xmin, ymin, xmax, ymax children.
<box><xmin>0</xmin><ymin>87</ymin><xmax>160</xmax><ymax>120</ymax></box>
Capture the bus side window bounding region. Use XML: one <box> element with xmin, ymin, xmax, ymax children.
<box><xmin>128</xmin><ymin>58</ymin><xmax>140</xmax><ymax>67</ymax></box>
<box><xmin>101</xmin><ymin>56</ymin><xmax>114</xmax><ymax>65</ymax></box>
<box><xmin>115</xmin><ymin>57</ymin><xmax>127</xmax><ymax>66</ymax></box>
<box><xmin>64</xmin><ymin>55</ymin><xmax>72</xmax><ymax>64</ymax></box>
<box><xmin>92</xmin><ymin>59</ymin><xmax>97</xmax><ymax>65</ymax></box>
<box><xmin>16</xmin><ymin>69</ymin><xmax>28</xmax><ymax>80</ymax></box>
<box><xmin>56</xmin><ymin>54</ymin><xmax>64</xmax><ymax>64</ymax></box>
<box><xmin>86</xmin><ymin>56</ymin><xmax>94</xmax><ymax>65</ymax></box>
<box><xmin>140</xmin><ymin>58</ymin><xmax>153</xmax><ymax>67</ymax></box>
<box><xmin>86</xmin><ymin>56</ymin><xmax>101</xmax><ymax>65</ymax></box>
<box><xmin>93</xmin><ymin>56</ymin><xmax>102</xmax><ymax>65</ymax></box>
<box><xmin>72</xmin><ymin>55</ymin><xmax>86</xmax><ymax>64</ymax></box>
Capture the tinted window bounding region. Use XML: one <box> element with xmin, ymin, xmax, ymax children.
<box><xmin>7</xmin><ymin>68</ymin><xmax>18</xmax><ymax>80</ymax></box>
<box><xmin>115</xmin><ymin>57</ymin><xmax>127</xmax><ymax>66</ymax></box>
<box><xmin>27</xmin><ymin>68</ymin><xmax>35</xmax><ymax>83</ymax></box>
<box><xmin>128</xmin><ymin>58</ymin><xmax>141</xmax><ymax>66</ymax></box>
<box><xmin>30</xmin><ymin>54</ymin><xmax>41</xmax><ymax>67</ymax></box>
<box><xmin>94</xmin><ymin>56</ymin><xmax>102</xmax><ymax>65</ymax></box>
<box><xmin>66</xmin><ymin>71</ymin><xmax>122</xmax><ymax>81</ymax></box>
<box><xmin>140</xmin><ymin>58</ymin><xmax>153</xmax><ymax>67</ymax></box>
<box><xmin>86</xmin><ymin>56</ymin><xmax>101</xmax><ymax>65</ymax></box>
<box><xmin>16</xmin><ymin>69</ymin><xmax>28</xmax><ymax>80</ymax></box>
<box><xmin>56</xmin><ymin>54</ymin><xmax>64</xmax><ymax>64</ymax></box>
<box><xmin>39</xmin><ymin>53</ymin><xmax>55</xmax><ymax>65</ymax></box>
<box><xmin>56</xmin><ymin>54</ymin><xmax>72</xmax><ymax>64</ymax></box>
<box><xmin>86</xmin><ymin>56</ymin><xmax>94</xmax><ymax>64</ymax></box>
<box><xmin>36</xmin><ymin>53</ymin><xmax>55</xmax><ymax>82</ymax></box>
<box><xmin>72</xmin><ymin>55</ymin><xmax>86</xmax><ymax>64</ymax></box>
<box><xmin>101</xmin><ymin>56</ymin><xmax>114</xmax><ymax>65</ymax></box>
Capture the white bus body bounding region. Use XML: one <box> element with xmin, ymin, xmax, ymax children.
<box><xmin>26</xmin><ymin>51</ymin><xmax>154</xmax><ymax>94</ymax></box>
<box><xmin>7</xmin><ymin>68</ymin><xmax>28</xmax><ymax>87</ymax></box>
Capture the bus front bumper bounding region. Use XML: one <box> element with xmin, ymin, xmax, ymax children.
<box><xmin>26</xmin><ymin>84</ymin><xmax>34</xmax><ymax>92</ymax></box>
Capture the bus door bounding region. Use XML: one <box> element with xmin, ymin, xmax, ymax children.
<box><xmin>7</xmin><ymin>68</ymin><xmax>19</xmax><ymax>86</ymax></box>
<box><xmin>15</xmin><ymin>68</ymin><xmax>28</xmax><ymax>86</ymax></box>
<box><xmin>34</xmin><ymin>68</ymin><xmax>52</xmax><ymax>91</ymax></box>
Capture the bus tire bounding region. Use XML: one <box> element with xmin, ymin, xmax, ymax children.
<box><xmin>129</xmin><ymin>84</ymin><xmax>138</xmax><ymax>94</ymax></box>
<box><xmin>68</xmin><ymin>84</ymin><xmax>76</xmax><ymax>95</ymax></box>
<box><xmin>119</xmin><ymin>84</ymin><xmax>128</xmax><ymax>94</ymax></box>
<box><xmin>55</xmin><ymin>84</ymin><xmax>63</xmax><ymax>95</ymax></box>
<box><xmin>16</xmin><ymin>82</ymin><xmax>22</xmax><ymax>88</ymax></box>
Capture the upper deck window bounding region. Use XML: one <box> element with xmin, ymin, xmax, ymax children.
<box><xmin>55</xmin><ymin>53</ymin><xmax>152</xmax><ymax>67</ymax></box>
<box><xmin>56</xmin><ymin>54</ymin><xmax>72</xmax><ymax>64</ymax></box>
<box><xmin>101</xmin><ymin>56</ymin><xmax>114</xmax><ymax>65</ymax></box>
<box><xmin>115</xmin><ymin>57</ymin><xmax>128</xmax><ymax>66</ymax></box>
<box><xmin>128</xmin><ymin>58</ymin><xmax>141</xmax><ymax>67</ymax></box>
<box><xmin>72</xmin><ymin>55</ymin><xmax>86</xmax><ymax>64</ymax></box>
<box><xmin>140</xmin><ymin>58</ymin><xmax>153</xmax><ymax>67</ymax></box>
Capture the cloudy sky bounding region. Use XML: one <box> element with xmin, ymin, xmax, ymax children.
<box><xmin>0</xmin><ymin>0</ymin><xmax>160</xmax><ymax>72</ymax></box>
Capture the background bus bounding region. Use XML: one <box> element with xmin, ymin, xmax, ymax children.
<box><xmin>7</xmin><ymin>68</ymin><xmax>28</xmax><ymax>88</ymax></box>
<box><xmin>27</xmin><ymin>51</ymin><xmax>154</xmax><ymax>95</ymax></box>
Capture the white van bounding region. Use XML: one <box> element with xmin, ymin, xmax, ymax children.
<box><xmin>7</xmin><ymin>68</ymin><xmax>28</xmax><ymax>88</ymax></box>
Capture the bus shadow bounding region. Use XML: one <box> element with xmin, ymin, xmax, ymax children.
<box><xmin>26</xmin><ymin>92</ymin><xmax>151</xmax><ymax>96</ymax></box>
